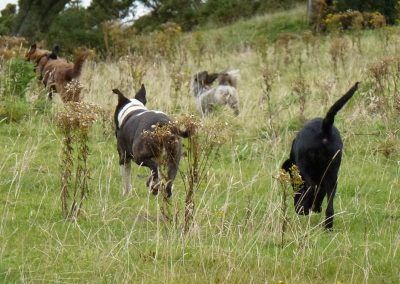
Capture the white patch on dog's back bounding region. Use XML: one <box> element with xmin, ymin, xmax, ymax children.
<box><xmin>118</xmin><ymin>99</ymin><xmax>146</xmax><ymax>127</ymax></box>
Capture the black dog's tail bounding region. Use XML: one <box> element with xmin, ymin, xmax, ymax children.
<box><xmin>322</xmin><ymin>82</ymin><xmax>359</xmax><ymax>134</ymax></box>
<box><xmin>48</xmin><ymin>45</ymin><xmax>60</xmax><ymax>60</ymax></box>
<box><xmin>171</xmin><ymin>126</ymin><xmax>194</xmax><ymax>138</ymax></box>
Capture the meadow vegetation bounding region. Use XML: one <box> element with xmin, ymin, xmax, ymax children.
<box><xmin>0</xmin><ymin>6</ymin><xmax>400</xmax><ymax>283</ymax></box>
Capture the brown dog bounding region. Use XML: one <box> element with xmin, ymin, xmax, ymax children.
<box><xmin>41</xmin><ymin>49</ymin><xmax>88</xmax><ymax>102</ymax></box>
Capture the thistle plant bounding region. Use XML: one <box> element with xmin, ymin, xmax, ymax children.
<box><xmin>127</xmin><ymin>55</ymin><xmax>147</xmax><ymax>91</ymax></box>
<box><xmin>170</xmin><ymin>61</ymin><xmax>190</xmax><ymax>108</ymax></box>
<box><xmin>260</xmin><ymin>65</ymin><xmax>277</xmax><ymax>127</ymax></box>
<box><xmin>301</xmin><ymin>31</ymin><xmax>317</xmax><ymax>60</ymax></box>
<box><xmin>367</xmin><ymin>58</ymin><xmax>391</xmax><ymax>113</ymax></box>
<box><xmin>177</xmin><ymin>115</ymin><xmax>225</xmax><ymax>234</ymax></box>
<box><xmin>275</xmin><ymin>33</ymin><xmax>296</xmax><ymax>66</ymax></box>
<box><xmin>56</xmin><ymin>102</ymin><xmax>99</xmax><ymax>219</ymax></box>
<box><xmin>64</xmin><ymin>79</ymin><xmax>83</xmax><ymax>102</ymax></box>
<box><xmin>329</xmin><ymin>36</ymin><xmax>348</xmax><ymax>77</ymax></box>
<box><xmin>292</xmin><ymin>78</ymin><xmax>310</xmax><ymax>122</ymax></box>
<box><xmin>253</xmin><ymin>37</ymin><xmax>269</xmax><ymax>63</ymax></box>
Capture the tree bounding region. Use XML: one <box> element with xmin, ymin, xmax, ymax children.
<box><xmin>12</xmin><ymin>0</ymin><xmax>71</xmax><ymax>40</ymax></box>
<box><xmin>135</xmin><ymin>0</ymin><xmax>203</xmax><ymax>31</ymax></box>
<box><xmin>0</xmin><ymin>4</ymin><xmax>17</xmax><ymax>35</ymax></box>
<box><xmin>46</xmin><ymin>0</ymin><xmax>135</xmax><ymax>54</ymax></box>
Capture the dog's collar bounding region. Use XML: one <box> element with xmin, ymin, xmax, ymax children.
<box><xmin>35</xmin><ymin>53</ymin><xmax>49</xmax><ymax>67</ymax></box>
<box><xmin>118</xmin><ymin>100</ymin><xmax>147</xmax><ymax>127</ymax></box>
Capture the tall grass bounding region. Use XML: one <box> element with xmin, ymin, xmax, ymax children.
<box><xmin>0</xmin><ymin>8</ymin><xmax>400</xmax><ymax>283</ymax></box>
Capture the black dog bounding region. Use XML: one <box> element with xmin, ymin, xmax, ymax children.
<box><xmin>112</xmin><ymin>85</ymin><xmax>191</xmax><ymax>197</ymax></box>
<box><xmin>282</xmin><ymin>82</ymin><xmax>359</xmax><ymax>229</ymax></box>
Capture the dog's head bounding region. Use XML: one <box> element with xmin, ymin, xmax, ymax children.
<box><xmin>111</xmin><ymin>84</ymin><xmax>147</xmax><ymax>131</ymax></box>
<box><xmin>25</xmin><ymin>43</ymin><xmax>48</xmax><ymax>62</ymax></box>
<box><xmin>195</xmin><ymin>71</ymin><xmax>219</xmax><ymax>86</ymax></box>
<box><xmin>191</xmin><ymin>71</ymin><xmax>219</xmax><ymax>96</ymax></box>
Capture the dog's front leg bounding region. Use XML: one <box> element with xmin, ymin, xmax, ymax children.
<box><xmin>121</xmin><ymin>162</ymin><xmax>132</xmax><ymax>196</ymax></box>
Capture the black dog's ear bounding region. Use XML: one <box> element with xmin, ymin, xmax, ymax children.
<box><xmin>205</xmin><ymin>73</ymin><xmax>219</xmax><ymax>85</ymax></box>
<box><xmin>29</xmin><ymin>43</ymin><xmax>37</xmax><ymax>51</ymax></box>
<box><xmin>48</xmin><ymin>45</ymin><xmax>60</xmax><ymax>59</ymax></box>
<box><xmin>112</xmin><ymin>88</ymin><xmax>130</xmax><ymax>105</ymax></box>
<box><xmin>134</xmin><ymin>84</ymin><xmax>147</xmax><ymax>105</ymax></box>
<box><xmin>194</xmin><ymin>71</ymin><xmax>208</xmax><ymax>83</ymax></box>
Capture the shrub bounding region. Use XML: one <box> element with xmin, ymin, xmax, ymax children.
<box><xmin>334</xmin><ymin>0</ymin><xmax>399</xmax><ymax>24</ymax></box>
<box><xmin>0</xmin><ymin>57</ymin><xmax>35</xmax><ymax>122</ymax></box>
<box><xmin>324</xmin><ymin>11</ymin><xmax>386</xmax><ymax>31</ymax></box>
<box><xmin>0</xmin><ymin>96</ymin><xmax>29</xmax><ymax>122</ymax></box>
<box><xmin>1</xmin><ymin>57</ymin><xmax>35</xmax><ymax>99</ymax></box>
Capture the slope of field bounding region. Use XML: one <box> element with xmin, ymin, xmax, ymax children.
<box><xmin>1</xmin><ymin>6</ymin><xmax>400</xmax><ymax>283</ymax></box>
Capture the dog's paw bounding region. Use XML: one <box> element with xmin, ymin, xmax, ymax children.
<box><xmin>148</xmin><ymin>177</ymin><xmax>161</xmax><ymax>196</ymax></box>
<box><xmin>312</xmin><ymin>206</ymin><xmax>322</xmax><ymax>213</ymax></box>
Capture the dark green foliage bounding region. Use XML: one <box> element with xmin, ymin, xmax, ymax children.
<box><xmin>135</xmin><ymin>0</ymin><xmax>202</xmax><ymax>32</ymax></box>
<box><xmin>12</xmin><ymin>0</ymin><xmax>70</xmax><ymax>40</ymax></box>
<box><xmin>0</xmin><ymin>58</ymin><xmax>35</xmax><ymax>122</ymax></box>
<box><xmin>1</xmin><ymin>58</ymin><xmax>35</xmax><ymax>99</ymax></box>
<box><xmin>135</xmin><ymin>0</ymin><xmax>303</xmax><ymax>32</ymax></box>
<box><xmin>87</xmin><ymin>0</ymin><xmax>135</xmax><ymax>23</ymax></box>
<box><xmin>334</xmin><ymin>0</ymin><xmax>399</xmax><ymax>24</ymax></box>
<box><xmin>45</xmin><ymin>7</ymin><xmax>105</xmax><ymax>53</ymax></box>
<box><xmin>0</xmin><ymin>96</ymin><xmax>30</xmax><ymax>122</ymax></box>
<box><xmin>0</xmin><ymin>4</ymin><xmax>16</xmax><ymax>35</ymax></box>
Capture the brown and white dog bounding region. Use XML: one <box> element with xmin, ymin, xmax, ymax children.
<box><xmin>112</xmin><ymin>85</ymin><xmax>191</xmax><ymax>197</ymax></box>
<box><xmin>191</xmin><ymin>70</ymin><xmax>240</xmax><ymax>117</ymax></box>
<box><xmin>41</xmin><ymin>47</ymin><xmax>88</xmax><ymax>102</ymax></box>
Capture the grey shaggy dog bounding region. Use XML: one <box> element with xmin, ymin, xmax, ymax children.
<box><xmin>190</xmin><ymin>70</ymin><xmax>240</xmax><ymax>117</ymax></box>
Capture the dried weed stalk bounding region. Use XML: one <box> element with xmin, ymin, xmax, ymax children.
<box><xmin>329</xmin><ymin>36</ymin><xmax>349</xmax><ymax>76</ymax></box>
<box><xmin>170</xmin><ymin>61</ymin><xmax>190</xmax><ymax>106</ymax></box>
<box><xmin>260</xmin><ymin>66</ymin><xmax>277</xmax><ymax>126</ymax></box>
<box><xmin>292</xmin><ymin>78</ymin><xmax>310</xmax><ymax>122</ymax></box>
<box><xmin>177</xmin><ymin>115</ymin><xmax>225</xmax><ymax>234</ymax></box>
<box><xmin>56</xmin><ymin>102</ymin><xmax>100</xmax><ymax>219</ymax></box>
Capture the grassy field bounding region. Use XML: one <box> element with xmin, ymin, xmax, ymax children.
<box><xmin>1</xmin><ymin>6</ymin><xmax>400</xmax><ymax>283</ymax></box>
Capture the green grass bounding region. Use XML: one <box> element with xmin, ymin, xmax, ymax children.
<box><xmin>196</xmin><ymin>5</ymin><xmax>308</xmax><ymax>51</ymax></box>
<box><xmin>1</xmin><ymin>6</ymin><xmax>400</xmax><ymax>283</ymax></box>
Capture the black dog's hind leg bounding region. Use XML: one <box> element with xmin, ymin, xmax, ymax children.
<box><xmin>323</xmin><ymin>178</ymin><xmax>338</xmax><ymax>230</ymax></box>
<box><xmin>164</xmin><ymin>144</ymin><xmax>182</xmax><ymax>198</ymax></box>
<box><xmin>312</xmin><ymin>186</ymin><xmax>325</xmax><ymax>213</ymax></box>
<box><xmin>139</xmin><ymin>159</ymin><xmax>160</xmax><ymax>195</ymax></box>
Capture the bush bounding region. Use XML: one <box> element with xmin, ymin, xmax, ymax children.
<box><xmin>0</xmin><ymin>96</ymin><xmax>30</xmax><ymax>122</ymax></box>
<box><xmin>45</xmin><ymin>7</ymin><xmax>105</xmax><ymax>54</ymax></box>
<box><xmin>0</xmin><ymin>57</ymin><xmax>35</xmax><ymax>122</ymax></box>
<box><xmin>334</xmin><ymin>0</ymin><xmax>399</xmax><ymax>24</ymax></box>
<box><xmin>324</xmin><ymin>11</ymin><xmax>386</xmax><ymax>31</ymax></box>
<box><xmin>1</xmin><ymin>57</ymin><xmax>35</xmax><ymax>99</ymax></box>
